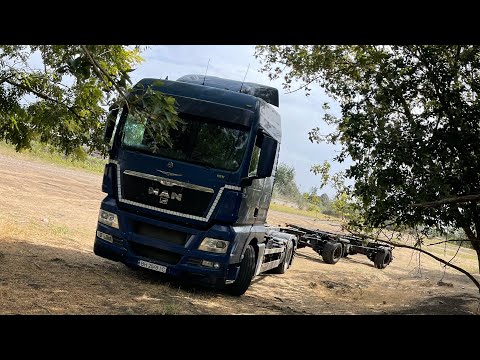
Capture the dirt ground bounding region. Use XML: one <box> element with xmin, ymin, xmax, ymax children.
<box><xmin>0</xmin><ymin>154</ymin><xmax>479</xmax><ymax>315</ymax></box>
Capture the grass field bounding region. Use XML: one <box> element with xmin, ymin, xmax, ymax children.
<box><xmin>270</xmin><ymin>202</ymin><xmax>338</xmax><ymax>221</ymax></box>
<box><xmin>0</xmin><ymin>141</ymin><xmax>106</xmax><ymax>174</ymax></box>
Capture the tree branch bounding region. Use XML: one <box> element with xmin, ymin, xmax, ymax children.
<box><xmin>445</xmin><ymin>240</ymin><xmax>463</xmax><ymax>267</ymax></box>
<box><xmin>426</xmin><ymin>239</ymin><xmax>473</xmax><ymax>246</ymax></box>
<box><xmin>411</xmin><ymin>194</ymin><xmax>480</xmax><ymax>208</ymax></box>
<box><xmin>5</xmin><ymin>78</ymin><xmax>84</xmax><ymax>121</ymax></box>
<box><xmin>80</xmin><ymin>45</ymin><xmax>129</xmax><ymax>106</ymax></box>
<box><xmin>347</xmin><ymin>228</ymin><xmax>480</xmax><ymax>293</ymax></box>
<box><xmin>0</xmin><ymin>74</ymin><xmax>15</xmax><ymax>84</ymax></box>
<box><xmin>284</xmin><ymin>74</ymin><xmax>323</xmax><ymax>94</ymax></box>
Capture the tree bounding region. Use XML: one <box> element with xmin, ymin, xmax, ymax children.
<box><xmin>274</xmin><ymin>163</ymin><xmax>300</xmax><ymax>196</ymax></box>
<box><xmin>305</xmin><ymin>186</ymin><xmax>320</xmax><ymax>206</ymax></box>
<box><xmin>256</xmin><ymin>45</ymin><xmax>480</xmax><ymax>271</ymax></box>
<box><xmin>0</xmin><ymin>45</ymin><xmax>179</xmax><ymax>156</ymax></box>
<box><xmin>319</xmin><ymin>193</ymin><xmax>330</xmax><ymax>206</ymax></box>
<box><xmin>332</xmin><ymin>192</ymin><xmax>354</xmax><ymax>220</ymax></box>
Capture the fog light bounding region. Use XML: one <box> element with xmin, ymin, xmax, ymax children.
<box><xmin>201</xmin><ymin>260</ymin><xmax>221</xmax><ymax>269</ymax></box>
<box><xmin>97</xmin><ymin>230</ymin><xmax>113</xmax><ymax>243</ymax></box>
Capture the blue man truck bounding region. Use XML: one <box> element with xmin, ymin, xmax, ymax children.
<box><xmin>94</xmin><ymin>74</ymin><xmax>299</xmax><ymax>295</ymax></box>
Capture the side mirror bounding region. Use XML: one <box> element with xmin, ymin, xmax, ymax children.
<box><xmin>256</xmin><ymin>135</ymin><xmax>277</xmax><ymax>178</ymax></box>
<box><xmin>104</xmin><ymin>106</ymin><xmax>119</xmax><ymax>143</ymax></box>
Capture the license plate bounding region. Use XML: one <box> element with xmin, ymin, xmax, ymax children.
<box><xmin>138</xmin><ymin>260</ymin><xmax>167</xmax><ymax>273</ymax></box>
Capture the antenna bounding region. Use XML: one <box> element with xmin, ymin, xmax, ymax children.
<box><xmin>202</xmin><ymin>58</ymin><xmax>210</xmax><ymax>85</ymax></box>
<box><xmin>239</xmin><ymin>63</ymin><xmax>250</xmax><ymax>93</ymax></box>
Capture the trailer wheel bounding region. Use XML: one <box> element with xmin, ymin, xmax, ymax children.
<box><xmin>374</xmin><ymin>248</ymin><xmax>392</xmax><ymax>269</ymax></box>
<box><xmin>272</xmin><ymin>240</ymin><xmax>294</xmax><ymax>274</ymax></box>
<box><xmin>322</xmin><ymin>242</ymin><xmax>343</xmax><ymax>264</ymax></box>
<box><xmin>226</xmin><ymin>244</ymin><xmax>256</xmax><ymax>296</ymax></box>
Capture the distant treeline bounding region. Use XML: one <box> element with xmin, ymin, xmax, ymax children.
<box><xmin>273</xmin><ymin>163</ymin><xmax>338</xmax><ymax>217</ymax></box>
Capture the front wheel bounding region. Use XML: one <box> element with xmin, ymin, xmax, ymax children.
<box><xmin>226</xmin><ymin>244</ymin><xmax>256</xmax><ymax>296</ymax></box>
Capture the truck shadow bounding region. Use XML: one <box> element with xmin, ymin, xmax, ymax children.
<box><xmin>294</xmin><ymin>251</ymin><xmax>326</xmax><ymax>264</ymax></box>
<box><xmin>387</xmin><ymin>294</ymin><xmax>479</xmax><ymax>314</ymax></box>
<box><xmin>0</xmin><ymin>237</ymin><xmax>238</xmax><ymax>313</ymax></box>
<box><xmin>341</xmin><ymin>255</ymin><xmax>374</xmax><ymax>267</ymax></box>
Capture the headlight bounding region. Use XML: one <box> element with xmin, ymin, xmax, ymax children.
<box><xmin>198</xmin><ymin>238</ymin><xmax>229</xmax><ymax>254</ymax></box>
<box><xmin>98</xmin><ymin>209</ymin><xmax>119</xmax><ymax>229</ymax></box>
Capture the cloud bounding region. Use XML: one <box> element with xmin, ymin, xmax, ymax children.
<box><xmin>132</xmin><ymin>45</ymin><xmax>351</xmax><ymax>197</ymax></box>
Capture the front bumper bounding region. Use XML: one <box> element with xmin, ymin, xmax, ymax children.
<box><xmin>93</xmin><ymin>197</ymin><xmax>241</xmax><ymax>287</ymax></box>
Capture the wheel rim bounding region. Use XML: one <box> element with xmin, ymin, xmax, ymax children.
<box><xmin>284</xmin><ymin>246</ymin><xmax>293</xmax><ymax>270</ymax></box>
<box><xmin>383</xmin><ymin>251</ymin><xmax>391</xmax><ymax>266</ymax></box>
<box><xmin>333</xmin><ymin>246</ymin><xmax>342</xmax><ymax>260</ymax></box>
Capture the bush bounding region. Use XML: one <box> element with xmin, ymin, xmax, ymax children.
<box><xmin>322</xmin><ymin>208</ymin><xmax>338</xmax><ymax>217</ymax></box>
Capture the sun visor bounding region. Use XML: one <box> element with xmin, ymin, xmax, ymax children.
<box><xmin>177</xmin><ymin>74</ymin><xmax>279</xmax><ymax>108</ymax></box>
<box><xmin>174</xmin><ymin>96</ymin><xmax>253</xmax><ymax>127</ymax></box>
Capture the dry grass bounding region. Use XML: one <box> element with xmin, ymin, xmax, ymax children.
<box><xmin>270</xmin><ymin>203</ymin><xmax>338</xmax><ymax>221</ymax></box>
<box><xmin>0</xmin><ymin>141</ymin><xmax>106</xmax><ymax>174</ymax></box>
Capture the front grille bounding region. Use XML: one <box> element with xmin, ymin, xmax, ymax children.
<box><xmin>129</xmin><ymin>242</ymin><xmax>182</xmax><ymax>265</ymax></box>
<box><xmin>122</xmin><ymin>171</ymin><xmax>214</xmax><ymax>217</ymax></box>
<box><xmin>132</xmin><ymin>221</ymin><xmax>189</xmax><ymax>246</ymax></box>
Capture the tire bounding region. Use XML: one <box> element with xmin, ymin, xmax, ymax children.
<box><xmin>272</xmin><ymin>240</ymin><xmax>294</xmax><ymax>274</ymax></box>
<box><xmin>374</xmin><ymin>248</ymin><xmax>393</xmax><ymax>269</ymax></box>
<box><xmin>343</xmin><ymin>244</ymin><xmax>351</xmax><ymax>257</ymax></box>
<box><xmin>226</xmin><ymin>244</ymin><xmax>256</xmax><ymax>296</ymax></box>
<box><xmin>322</xmin><ymin>242</ymin><xmax>343</xmax><ymax>264</ymax></box>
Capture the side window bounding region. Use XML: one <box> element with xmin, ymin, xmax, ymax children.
<box><xmin>122</xmin><ymin>114</ymin><xmax>147</xmax><ymax>147</ymax></box>
<box><xmin>248</xmin><ymin>133</ymin><xmax>263</xmax><ymax>176</ymax></box>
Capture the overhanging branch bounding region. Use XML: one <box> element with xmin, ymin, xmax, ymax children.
<box><xmin>346</xmin><ymin>228</ymin><xmax>480</xmax><ymax>293</ymax></box>
<box><xmin>80</xmin><ymin>45</ymin><xmax>129</xmax><ymax>107</ymax></box>
<box><xmin>5</xmin><ymin>78</ymin><xmax>84</xmax><ymax>121</ymax></box>
<box><xmin>412</xmin><ymin>194</ymin><xmax>480</xmax><ymax>208</ymax></box>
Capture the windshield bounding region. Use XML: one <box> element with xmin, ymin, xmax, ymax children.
<box><xmin>121</xmin><ymin>112</ymin><xmax>250</xmax><ymax>171</ymax></box>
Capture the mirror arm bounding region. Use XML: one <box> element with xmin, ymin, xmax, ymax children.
<box><xmin>241</xmin><ymin>176</ymin><xmax>258</xmax><ymax>187</ymax></box>
<box><xmin>104</xmin><ymin>107</ymin><xmax>120</xmax><ymax>143</ymax></box>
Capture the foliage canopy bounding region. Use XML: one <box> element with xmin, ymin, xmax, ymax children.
<box><xmin>256</xmin><ymin>45</ymin><xmax>480</xmax><ymax>266</ymax></box>
<box><xmin>0</xmin><ymin>45</ymin><xmax>179</xmax><ymax>156</ymax></box>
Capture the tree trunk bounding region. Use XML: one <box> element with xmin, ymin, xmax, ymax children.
<box><xmin>462</xmin><ymin>225</ymin><xmax>480</xmax><ymax>273</ymax></box>
<box><xmin>471</xmin><ymin>238</ymin><xmax>480</xmax><ymax>274</ymax></box>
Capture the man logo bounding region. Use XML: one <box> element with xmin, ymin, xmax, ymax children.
<box><xmin>148</xmin><ymin>188</ymin><xmax>160</xmax><ymax>196</ymax></box>
<box><xmin>159</xmin><ymin>190</ymin><xmax>169</xmax><ymax>204</ymax></box>
<box><xmin>148</xmin><ymin>187</ymin><xmax>182</xmax><ymax>205</ymax></box>
<box><xmin>170</xmin><ymin>192</ymin><xmax>182</xmax><ymax>201</ymax></box>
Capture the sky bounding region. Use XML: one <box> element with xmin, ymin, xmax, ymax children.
<box><xmin>130</xmin><ymin>45</ymin><xmax>350</xmax><ymax>197</ymax></box>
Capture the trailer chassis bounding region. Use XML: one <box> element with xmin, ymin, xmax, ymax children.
<box><xmin>282</xmin><ymin>224</ymin><xmax>393</xmax><ymax>269</ymax></box>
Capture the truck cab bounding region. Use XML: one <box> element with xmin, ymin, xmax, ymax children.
<box><xmin>94</xmin><ymin>75</ymin><xmax>297</xmax><ymax>295</ymax></box>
